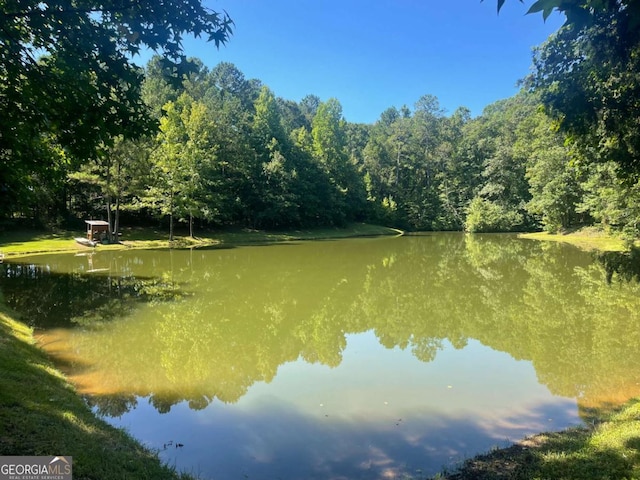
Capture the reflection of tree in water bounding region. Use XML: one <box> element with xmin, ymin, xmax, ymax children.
<box><xmin>81</xmin><ymin>250</ymin><xmax>360</xmax><ymax>413</ymax></box>
<box><xmin>11</xmin><ymin>237</ymin><xmax>640</xmax><ymax>416</ymax></box>
<box><xmin>337</xmin><ymin>236</ymin><xmax>640</xmax><ymax>413</ymax></box>
<box><xmin>85</xmin><ymin>393</ymin><xmax>138</xmax><ymax>418</ymax></box>
<box><xmin>462</xmin><ymin>238</ymin><xmax>640</xmax><ymax>411</ymax></box>
<box><xmin>595</xmin><ymin>248</ymin><xmax>640</xmax><ymax>284</ymax></box>
<box><xmin>0</xmin><ymin>258</ymin><xmax>186</xmax><ymax>329</ymax></box>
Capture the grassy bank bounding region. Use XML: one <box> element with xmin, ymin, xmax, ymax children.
<box><xmin>433</xmin><ymin>400</ymin><xmax>640</xmax><ymax>479</ymax></box>
<box><xmin>0</xmin><ymin>223</ymin><xmax>402</xmax><ymax>258</ymax></box>
<box><xmin>0</xmin><ymin>304</ymin><xmax>193</xmax><ymax>479</ymax></box>
<box><xmin>518</xmin><ymin>227</ymin><xmax>630</xmax><ymax>252</ymax></box>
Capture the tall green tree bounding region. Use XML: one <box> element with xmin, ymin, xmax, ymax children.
<box><xmin>300</xmin><ymin>94</ymin><xmax>321</xmax><ymax>126</ymax></box>
<box><xmin>0</xmin><ymin>1</ymin><xmax>232</xmax><ymax>221</ymax></box>
<box><xmin>521</xmin><ymin>111</ymin><xmax>583</xmax><ymax>232</ymax></box>
<box><xmin>362</xmin><ymin>109</ymin><xmax>403</xmax><ymax>225</ymax></box>
<box><xmin>434</xmin><ymin>107</ymin><xmax>475</xmax><ymax>230</ymax></box>
<box><xmin>141</xmin><ymin>56</ymin><xmax>185</xmax><ymax>120</ymax></box>
<box><xmin>578</xmin><ymin>162</ymin><xmax>640</xmax><ymax>242</ymax></box>
<box><xmin>493</xmin><ymin>0</ymin><xmax>640</xmax><ymax>237</ymax></box>
<box><xmin>363</xmin><ymin>96</ymin><xmax>469</xmax><ymax>230</ymax></box>
<box><xmin>277</xmin><ymin>98</ymin><xmax>310</xmax><ymax>134</ymax></box>
<box><xmin>363</xmin><ymin>103</ymin><xmax>433</xmax><ymax>229</ymax></box>
<box><xmin>209</xmin><ymin>62</ymin><xmax>260</xmax><ymax>109</ymax></box>
<box><xmin>405</xmin><ymin>95</ymin><xmax>447</xmax><ymax>229</ymax></box>
<box><xmin>464</xmin><ymin>94</ymin><xmax>539</xmax><ymax>232</ymax></box>
<box><xmin>251</xmin><ymin>86</ymin><xmax>300</xmax><ymax>227</ymax></box>
<box><xmin>69</xmin><ymin>136</ymin><xmax>151</xmax><ymax>241</ymax></box>
<box><xmin>0</xmin><ymin>0</ymin><xmax>232</xmax><ymax>157</ymax></box>
<box><xmin>311</xmin><ymin>98</ymin><xmax>356</xmax><ymax>223</ymax></box>
<box><xmin>493</xmin><ymin>0</ymin><xmax>640</xmax><ymax>177</ymax></box>
<box><xmin>0</xmin><ymin>134</ymin><xmax>68</xmax><ymax>223</ymax></box>
<box><xmin>145</xmin><ymin>94</ymin><xmax>215</xmax><ymax>240</ymax></box>
<box><xmin>253</xmin><ymin>87</ymin><xmax>287</xmax><ymax>147</ymax></box>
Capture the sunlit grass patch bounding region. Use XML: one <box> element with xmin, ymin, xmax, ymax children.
<box><xmin>587</xmin><ymin>403</ymin><xmax>640</xmax><ymax>478</ymax></box>
<box><xmin>518</xmin><ymin>228</ymin><xmax>629</xmax><ymax>252</ymax></box>
<box><xmin>0</xmin><ymin>231</ymin><xmax>82</xmax><ymax>255</ymax></box>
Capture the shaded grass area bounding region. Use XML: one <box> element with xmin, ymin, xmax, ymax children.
<box><xmin>433</xmin><ymin>401</ymin><xmax>640</xmax><ymax>480</ymax></box>
<box><xmin>0</xmin><ymin>304</ymin><xmax>194</xmax><ymax>479</ymax></box>
<box><xmin>0</xmin><ymin>223</ymin><xmax>402</xmax><ymax>258</ymax></box>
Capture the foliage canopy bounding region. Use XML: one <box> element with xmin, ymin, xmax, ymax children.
<box><xmin>0</xmin><ymin>0</ymin><xmax>233</xmax><ymax>213</ymax></box>
<box><xmin>493</xmin><ymin>0</ymin><xmax>640</xmax><ymax>178</ymax></box>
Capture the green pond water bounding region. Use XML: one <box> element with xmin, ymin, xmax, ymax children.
<box><xmin>3</xmin><ymin>233</ymin><xmax>640</xmax><ymax>479</ymax></box>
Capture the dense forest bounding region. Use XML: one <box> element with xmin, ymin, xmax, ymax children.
<box><xmin>2</xmin><ymin>0</ymin><xmax>639</xmax><ymax>241</ymax></box>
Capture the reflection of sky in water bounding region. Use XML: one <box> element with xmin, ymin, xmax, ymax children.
<box><xmin>105</xmin><ymin>333</ymin><xmax>580</xmax><ymax>479</ymax></box>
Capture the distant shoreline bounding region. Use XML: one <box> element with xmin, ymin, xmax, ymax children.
<box><xmin>0</xmin><ymin>223</ymin><xmax>403</xmax><ymax>259</ymax></box>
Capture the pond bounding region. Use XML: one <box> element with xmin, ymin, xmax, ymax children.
<box><xmin>2</xmin><ymin>233</ymin><xmax>640</xmax><ymax>479</ymax></box>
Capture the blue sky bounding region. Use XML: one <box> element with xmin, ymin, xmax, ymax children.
<box><xmin>166</xmin><ymin>0</ymin><xmax>565</xmax><ymax>123</ymax></box>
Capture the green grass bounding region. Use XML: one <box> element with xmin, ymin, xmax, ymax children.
<box><xmin>0</xmin><ymin>230</ymin><xmax>84</xmax><ymax>256</ymax></box>
<box><xmin>434</xmin><ymin>400</ymin><xmax>640</xmax><ymax>479</ymax></box>
<box><xmin>0</xmin><ymin>304</ymin><xmax>194</xmax><ymax>479</ymax></box>
<box><xmin>518</xmin><ymin>227</ymin><xmax>630</xmax><ymax>252</ymax></box>
<box><xmin>0</xmin><ymin>223</ymin><xmax>402</xmax><ymax>258</ymax></box>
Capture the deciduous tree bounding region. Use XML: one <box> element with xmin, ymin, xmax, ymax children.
<box><xmin>0</xmin><ymin>0</ymin><xmax>232</xmax><ymax>219</ymax></box>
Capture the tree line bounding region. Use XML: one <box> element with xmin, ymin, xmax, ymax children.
<box><xmin>2</xmin><ymin>0</ymin><xmax>639</xmax><ymax>241</ymax></box>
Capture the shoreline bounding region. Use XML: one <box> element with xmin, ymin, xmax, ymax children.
<box><xmin>0</xmin><ymin>223</ymin><xmax>403</xmax><ymax>259</ymax></box>
<box><xmin>2</xmin><ymin>225</ymin><xmax>629</xmax><ymax>261</ymax></box>
<box><xmin>518</xmin><ymin>227</ymin><xmax>632</xmax><ymax>252</ymax></box>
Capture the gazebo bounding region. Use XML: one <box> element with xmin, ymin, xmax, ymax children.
<box><xmin>85</xmin><ymin>220</ymin><xmax>110</xmax><ymax>242</ymax></box>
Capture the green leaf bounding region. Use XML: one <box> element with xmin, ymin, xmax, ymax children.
<box><xmin>490</xmin><ymin>0</ymin><xmax>524</xmax><ymax>14</ymax></box>
<box><xmin>526</xmin><ymin>0</ymin><xmax>560</xmax><ymax>19</ymax></box>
